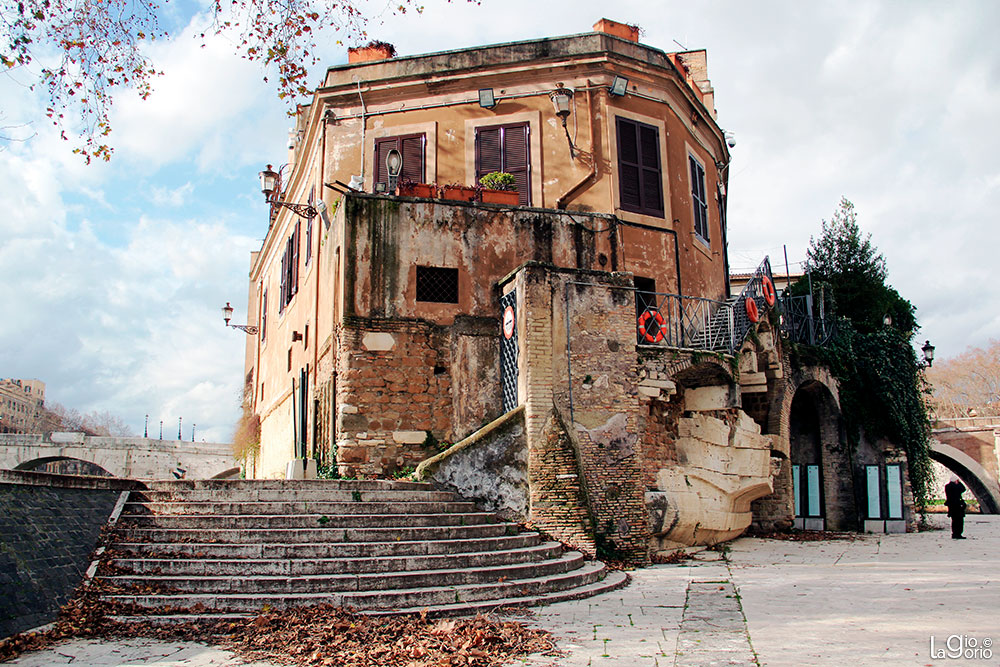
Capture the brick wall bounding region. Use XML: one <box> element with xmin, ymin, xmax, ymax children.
<box><xmin>530</xmin><ymin>410</ymin><xmax>596</xmax><ymax>557</ymax></box>
<box><xmin>0</xmin><ymin>471</ymin><xmax>132</xmax><ymax>638</ymax></box>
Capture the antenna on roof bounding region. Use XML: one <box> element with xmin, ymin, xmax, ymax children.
<box><xmin>673</xmin><ymin>39</ymin><xmax>688</xmax><ymax>51</ymax></box>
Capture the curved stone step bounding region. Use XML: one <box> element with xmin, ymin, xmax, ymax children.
<box><xmin>110</xmin><ymin>541</ymin><xmax>565</xmax><ymax>576</ymax></box>
<box><xmin>99</xmin><ymin>552</ymin><xmax>585</xmax><ymax>594</ymax></box>
<box><xmin>117</xmin><ymin>512</ymin><xmax>499</xmax><ymax>530</ymax></box>
<box><xmin>111</xmin><ymin>533</ymin><xmax>545</xmax><ymax>559</ymax></box>
<box><xmin>114</xmin><ymin>523</ymin><xmax>515</xmax><ymax>544</ymax></box>
<box><xmin>105</xmin><ymin>561</ymin><xmax>610</xmax><ymax>613</ymax></box>
<box><xmin>105</xmin><ymin>571</ymin><xmax>630</xmax><ymax>625</ymax></box>
<box><xmin>121</xmin><ymin>500</ymin><xmax>480</xmax><ymax>516</ymax></box>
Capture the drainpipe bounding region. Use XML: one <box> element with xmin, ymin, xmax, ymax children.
<box><xmin>556</xmin><ymin>85</ymin><xmax>597</xmax><ymax>210</ymax></box>
<box><xmin>357</xmin><ymin>80</ymin><xmax>367</xmax><ymax>186</ymax></box>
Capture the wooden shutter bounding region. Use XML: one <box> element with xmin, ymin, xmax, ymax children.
<box><xmin>617</xmin><ymin>117</ymin><xmax>663</xmax><ymax>217</ymax></box>
<box><xmin>617</xmin><ymin>118</ymin><xmax>642</xmax><ymax>211</ymax></box>
<box><xmin>400</xmin><ymin>135</ymin><xmax>425</xmax><ymax>183</ymax></box>
<box><xmin>502</xmin><ymin>124</ymin><xmax>529</xmax><ymax>205</ymax></box>
<box><xmin>279</xmin><ymin>248</ymin><xmax>288</xmax><ymax>313</ymax></box>
<box><xmin>476</xmin><ymin>126</ymin><xmax>502</xmax><ymax>178</ymax></box>
<box><xmin>374</xmin><ymin>138</ymin><xmax>397</xmax><ymax>191</ymax></box>
<box><xmin>292</xmin><ymin>221</ymin><xmax>300</xmax><ymax>297</ymax></box>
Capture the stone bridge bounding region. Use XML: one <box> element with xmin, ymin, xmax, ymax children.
<box><xmin>0</xmin><ymin>432</ymin><xmax>239</xmax><ymax>480</ymax></box>
<box><xmin>932</xmin><ymin>417</ymin><xmax>1000</xmax><ymax>514</ymax></box>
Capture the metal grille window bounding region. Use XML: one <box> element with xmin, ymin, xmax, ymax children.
<box><xmin>416</xmin><ymin>266</ymin><xmax>459</xmax><ymax>303</ymax></box>
<box><xmin>689</xmin><ymin>155</ymin><xmax>709</xmax><ymax>241</ymax></box>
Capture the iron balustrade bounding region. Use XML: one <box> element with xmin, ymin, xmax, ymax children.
<box><xmin>635</xmin><ymin>257</ymin><xmax>776</xmax><ymax>354</ymax></box>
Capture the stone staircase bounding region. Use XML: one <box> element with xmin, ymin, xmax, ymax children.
<box><xmin>96</xmin><ymin>479</ymin><xmax>625</xmax><ymax>621</ymax></box>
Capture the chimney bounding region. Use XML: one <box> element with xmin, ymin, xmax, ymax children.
<box><xmin>348</xmin><ymin>41</ymin><xmax>397</xmax><ymax>64</ymax></box>
<box><xmin>593</xmin><ymin>18</ymin><xmax>640</xmax><ymax>43</ymax></box>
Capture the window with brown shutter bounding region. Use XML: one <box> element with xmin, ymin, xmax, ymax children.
<box><xmin>374</xmin><ymin>134</ymin><xmax>426</xmax><ymax>190</ymax></box>
<box><xmin>689</xmin><ymin>155</ymin><xmax>709</xmax><ymax>242</ymax></box>
<box><xmin>475</xmin><ymin>123</ymin><xmax>530</xmax><ymax>206</ymax></box>
<box><xmin>616</xmin><ymin>117</ymin><xmax>664</xmax><ymax>217</ymax></box>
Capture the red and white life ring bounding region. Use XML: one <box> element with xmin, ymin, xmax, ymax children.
<box><xmin>745</xmin><ymin>297</ymin><xmax>760</xmax><ymax>323</ymax></box>
<box><xmin>638</xmin><ymin>309</ymin><xmax>666</xmax><ymax>344</ymax></box>
<box><xmin>761</xmin><ymin>276</ymin><xmax>776</xmax><ymax>307</ymax></box>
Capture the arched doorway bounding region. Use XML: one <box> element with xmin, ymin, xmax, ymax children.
<box><xmin>788</xmin><ymin>380</ymin><xmax>854</xmax><ymax>530</ymax></box>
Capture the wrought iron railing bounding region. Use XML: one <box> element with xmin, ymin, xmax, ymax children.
<box><xmin>779</xmin><ymin>293</ymin><xmax>838</xmax><ymax>347</ymax></box>
<box><xmin>636</xmin><ymin>292</ymin><xmax>734</xmax><ymax>351</ymax></box>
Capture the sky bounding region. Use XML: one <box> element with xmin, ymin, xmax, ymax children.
<box><xmin>1</xmin><ymin>1</ymin><xmax>997</xmax><ymax>442</ymax></box>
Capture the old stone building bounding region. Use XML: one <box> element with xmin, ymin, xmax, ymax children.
<box><xmin>239</xmin><ymin>20</ymin><xmax>917</xmax><ymax>559</ymax></box>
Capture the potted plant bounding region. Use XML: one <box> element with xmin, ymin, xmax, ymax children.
<box><xmin>478</xmin><ymin>171</ymin><xmax>520</xmax><ymax>205</ymax></box>
<box><xmin>440</xmin><ymin>182</ymin><xmax>478</xmax><ymax>202</ymax></box>
<box><xmin>396</xmin><ymin>179</ymin><xmax>436</xmax><ymax>198</ymax></box>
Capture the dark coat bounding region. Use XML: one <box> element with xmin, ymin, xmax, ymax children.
<box><xmin>945</xmin><ymin>480</ymin><xmax>967</xmax><ymax>518</ymax></box>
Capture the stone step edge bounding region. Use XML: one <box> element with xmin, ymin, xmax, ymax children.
<box><xmin>104</xmin><ymin>571</ymin><xmax>629</xmax><ymax>624</ymax></box>
<box><xmin>109</xmin><ymin>541</ymin><xmax>564</xmax><ymax>568</ymax></box>
<box><xmin>110</xmin><ymin>532</ymin><xmax>542</xmax><ymax>552</ymax></box>
<box><xmin>96</xmin><ymin>552</ymin><xmax>584</xmax><ymax>587</ymax></box>
<box><xmin>101</xmin><ymin>561</ymin><xmax>608</xmax><ymax>609</ymax></box>
<box><xmin>118</xmin><ymin>512</ymin><xmax>498</xmax><ymax>521</ymax></box>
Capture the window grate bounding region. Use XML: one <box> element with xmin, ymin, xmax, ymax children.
<box><xmin>416</xmin><ymin>266</ymin><xmax>459</xmax><ymax>303</ymax></box>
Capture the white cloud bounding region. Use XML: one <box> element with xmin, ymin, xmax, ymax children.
<box><xmin>150</xmin><ymin>182</ymin><xmax>195</xmax><ymax>207</ymax></box>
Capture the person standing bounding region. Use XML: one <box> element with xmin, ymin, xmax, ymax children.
<box><xmin>944</xmin><ymin>476</ymin><xmax>967</xmax><ymax>539</ymax></box>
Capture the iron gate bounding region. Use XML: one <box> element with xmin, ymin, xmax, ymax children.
<box><xmin>499</xmin><ymin>290</ymin><xmax>518</xmax><ymax>413</ymax></box>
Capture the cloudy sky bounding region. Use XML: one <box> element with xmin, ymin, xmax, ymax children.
<box><xmin>1</xmin><ymin>1</ymin><xmax>997</xmax><ymax>441</ymax></box>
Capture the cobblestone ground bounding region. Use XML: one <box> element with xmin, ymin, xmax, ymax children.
<box><xmin>9</xmin><ymin>514</ymin><xmax>1000</xmax><ymax>666</ymax></box>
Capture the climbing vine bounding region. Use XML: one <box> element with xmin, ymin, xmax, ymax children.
<box><xmin>792</xmin><ymin>321</ymin><xmax>934</xmax><ymax>511</ymax></box>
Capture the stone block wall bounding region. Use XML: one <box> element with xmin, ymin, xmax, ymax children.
<box><xmin>0</xmin><ymin>471</ymin><xmax>133</xmax><ymax>638</ymax></box>
<box><xmin>335</xmin><ymin>318</ymin><xmax>451</xmax><ymax>476</ymax></box>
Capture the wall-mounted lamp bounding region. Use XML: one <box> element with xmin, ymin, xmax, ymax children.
<box><xmin>386</xmin><ymin>148</ymin><xmax>402</xmax><ymax>192</ymax></box>
<box><xmin>921</xmin><ymin>340</ymin><xmax>935</xmax><ymax>367</ymax></box>
<box><xmin>223</xmin><ymin>302</ymin><xmax>259</xmax><ymax>335</ymax></box>
<box><xmin>258</xmin><ymin>164</ymin><xmax>318</xmax><ymax>220</ymax></box>
<box><xmin>550</xmin><ymin>86</ymin><xmax>576</xmax><ymax>158</ymax></box>
<box><xmin>478</xmin><ymin>88</ymin><xmax>496</xmax><ymax>109</ymax></box>
<box><xmin>609</xmin><ymin>75</ymin><xmax>629</xmax><ymax>97</ymax></box>
<box><xmin>550</xmin><ymin>87</ymin><xmax>574</xmax><ymax>124</ymax></box>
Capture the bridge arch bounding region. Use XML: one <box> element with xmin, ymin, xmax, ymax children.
<box><xmin>929</xmin><ymin>440</ymin><xmax>1000</xmax><ymax>514</ymax></box>
<box><xmin>13</xmin><ymin>456</ymin><xmax>115</xmax><ymax>477</ymax></box>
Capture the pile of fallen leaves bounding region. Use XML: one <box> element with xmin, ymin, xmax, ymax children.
<box><xmin>651</xmin><ymin>550</ymin><xmax>694</xmax><ymax>565</ymax></box>
<box><xmin>1</xmin><ymin>591</ymin><xmax>555</xmax><ymax>666</ymax></box>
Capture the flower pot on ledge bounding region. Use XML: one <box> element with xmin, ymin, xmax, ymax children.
<box><xmin>480</xmin><ymin>189</ymin><xmax>520</xmax><ymax>206</ymax></box>
<box><xmin>440</xmin><ymin>185</ymin><xmax>477</xmax><ymax>202</ymax></box>
<box><xmin>396</xmin><ymin>182</ymin><xmax>436</xmax><ymax>198</ymax></box>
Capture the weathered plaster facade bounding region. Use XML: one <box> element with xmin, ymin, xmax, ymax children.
<box><xmin>240</xmin><ymin>20</ymin><xmax>920</xmax><ymax>556</ymax></box>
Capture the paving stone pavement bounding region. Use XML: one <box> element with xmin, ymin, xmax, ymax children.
<box><xmin>9</xmin><ymin>514</ymin><xmax>1000</xmax><ymax>666</ymax></box>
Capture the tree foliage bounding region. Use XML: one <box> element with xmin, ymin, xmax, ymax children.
<box><xmin>803</xmin><ymin>197</ymin><xmax>916</xmax><ymax>334</ymax></box>
<box><xmin>45</xmin><ymin>402</ymin><xmax>134</xmax><ymax>435</ymax></box>
<box><xmin>927</xmin><ymin>339</ymin><xmax>1000</xmax><ymax>419</ymax></box>
<box><xmin>2</xmin><ymin>0</ymin><xmax>467</xmax><ymax>161</ymax></box>
<box><xmin>795</xmin><ymin>197</ymin><xmax>933</xmax><ymax>509</ymax></box>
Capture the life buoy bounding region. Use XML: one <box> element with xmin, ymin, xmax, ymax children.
<box><xmin>745</xmin><ymin>297</ymin><xmax>760</xmax><ymax>323</ymax></box>
<box><xmin>761</xmin><ymin>276</ymin><xmax>776</xmax><ymax>307</ymax></box>
<box><xmin>638</xmin><ymin>309</ymin><xmax>666</xmax><ymax>344</ymax></box>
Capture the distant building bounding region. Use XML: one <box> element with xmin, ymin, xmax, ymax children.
<box><xmin>0</xmin><ymin>379</ymin><xmax>46</xmax><ymax>434</ymax></box>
